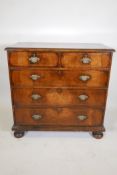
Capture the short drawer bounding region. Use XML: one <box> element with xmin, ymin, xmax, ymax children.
<box><xmin>61</xmin><ymin>52</ymin><xmax>111</xmax><ymax>68</ymax></box>
<box><xmin>14</xmin><ymin>107</ymin><xmax>104</xmax><ymax>126</ymax></box>
<box><xmin>11</xmin><ymin>69</ymin><xmax>109</xmax><ymax>88</ymax></box>
<box><xmin>8</xmin><ymin>51</ymin><xmax>58</xmax><ymax>67</ymax></box>
<box><xmin>13</xmin><ymin>88</ymin><xmax>107</xmax><ymax>107</ymax></box>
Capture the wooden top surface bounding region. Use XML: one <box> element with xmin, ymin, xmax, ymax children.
<box><xmin>5</xmin><ymin>42</ymin><xmax>115</xmax><ymax>52</ymax></box>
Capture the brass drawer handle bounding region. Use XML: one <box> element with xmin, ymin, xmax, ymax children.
<box><xmin>78</xmin><ymin>94</ymin><xmax>88</xmax><ymax>101</ymax></box>
<box><xmin>32</xmin><ymin>114</ymin><xmax>42</xmax><ymax>120</ymax></box>
<box><xmin>77</xmin><ymin>115</ymin><xmax>87</xmax><ymax>121</ymax></box>
<box><xmin>79</xmin><ymin>75</ymin><xmax>91</xmax><ymax>82</ymax></box>
<box><xmin>31</xmin><ymin>94</ymin><xmax>41</xmax><ymax>100</ymax></box>
<box><xmin>30</xmin><ymin>74</ymin><xmax>41</xmax><ymax>81</ymax></box>
<box><xmin>29</xmin><ymin>53</ymin><xmax>40</xmax><ymax>64</ymax></box>
<box><xmin>81</xmin><ymin>55</ymin><xmax>91</xmax><ymax>64</ymax></box>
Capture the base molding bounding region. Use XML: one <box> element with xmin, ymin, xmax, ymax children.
<box><xmin>12</xmin><ymin>125</ymin><xmax>105</xmax><ymax>139</ymax></box>
<box><xmin>12</xmin><ymin>124</ymin><xmax>105</xmax><ymax>132</ymax></box>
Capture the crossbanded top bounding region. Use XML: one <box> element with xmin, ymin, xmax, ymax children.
<box><xmin>5</xmin><ymin>42</ymin><xmax>115</xmax><ymax>52</ymax></box>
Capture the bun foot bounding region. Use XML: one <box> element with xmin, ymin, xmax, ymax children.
<box><xmin>14</xmin><ymin>131</ymin><xmax>25</xmax><ymax>138</ymax></box>
<box><xmin>92</xmin><ymin>131</ymin><xmax>103</xmax><ymax>139</ymax></box>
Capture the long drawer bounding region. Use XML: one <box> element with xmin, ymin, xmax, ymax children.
<box><xmin>12</xmin><ymin>88</ymin><xmax>107</xmax><ymax>107</ymax></box>
<box><xmin>14</xmin><ymin>107</ymin><xmax>104</xmax><ymax>126</ymax></box>
<box><xmin>10</xmin><ymin>69</ymin><xmax>109</xmax><ymax>88</ymax></box>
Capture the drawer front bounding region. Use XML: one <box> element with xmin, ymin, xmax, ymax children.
<box><xmin>62</xmin><ymin>52</ymin><xmax>111</xmax><ymax>68</ymax></box>
<box><xmin>13</xmin><ymin>88</ymin><xmax>107</xmax><ymax>106</ymax></box>
<box><xmin>8</xmin><ymin>51</ymin><xmax>58</xmax><ymax>67</ymax></box>
<box><xmin>11</xmin><ymin>70</ymin><xmax>109</xmax><ymax>88</ymax></box>
<box><xmin>14</xmin><ymin>107</ymin><xmax>104</xmax><ymax>126</ymax></box>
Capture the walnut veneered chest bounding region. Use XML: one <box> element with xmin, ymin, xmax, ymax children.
<box><xmin>6</xmin><ymin>43</ymin><xmax>115</xmax><ymax>138</ymax></box>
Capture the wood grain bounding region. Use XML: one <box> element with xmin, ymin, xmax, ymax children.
<box><xmin>61</xmin><ymin>52</ymin><xmax>111</xmax><ymax>68</ymax></box>
<box><xmin>6</xmin><ymin>43</ymin><xmax>115</xmax><ymax>138</ymax></box>
<box><xmin>12</xmin><ymin>88</ymin><xmax>107</xmax><ymax>107</ymax></box>
<box><xmin>10</xmin><ymin>69</ymin><xmax>109</xmax><ymax>88</ymax></box>
<box><xmin>14</xmin><ymin>107</ymin><xmax>104</xmax><ymax>126</ymax></box>
<box><xmin>8</xmin><ymin>51</ymin><xmax>58</xmax><ymax>67</ymax></box>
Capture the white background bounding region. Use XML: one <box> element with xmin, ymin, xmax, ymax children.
<box><xmin>0</xmin><ymin>0</ymin><xmax>117</xmax><ymax>175</ymax></box>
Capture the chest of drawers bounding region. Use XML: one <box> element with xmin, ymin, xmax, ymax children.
<box><xmin>6</xmin><ymin>43</ymin><xmax>115</xmax><ymax>139</ymax></box>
